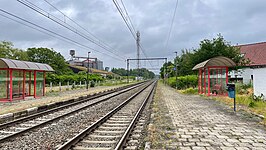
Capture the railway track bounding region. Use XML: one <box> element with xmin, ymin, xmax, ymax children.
<box><xmin>0</xmin><ymin>81</ymin><xmax>148</xmax><ymax>146</ymax></box>
<box><xmin>57</xmin><ymin>80</ymin><xmax>157</xmax><ymax>150</ymax></box>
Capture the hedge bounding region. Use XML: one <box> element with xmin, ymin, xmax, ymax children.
<box><xmin>168</xmin><ymin>75</ymin><xmax>198</xmax><ymax>89</ymax></box>
<box><xmin>45</xmin><ymin>72</ymin><xmax>103</xmax><ymax>85</ymax></box>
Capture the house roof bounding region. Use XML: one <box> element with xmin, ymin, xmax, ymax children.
<box><xmin>192</xmin><ymin>56</ymin><xmax>236</xmax><ymax>70</ymax></box>
<box><xmin>0</xmin><ymin>58</ymin><xmax>54</xmax><ymax>71</ymax></box>
<box><xmin>238</xmin><ymin>42</ymin><xmax>266</xmax><ymax>66</ymax></box>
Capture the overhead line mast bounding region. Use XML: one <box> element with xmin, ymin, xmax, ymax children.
<box><xmin>136</xmin><ymin>31</ymin><xmax>140</xmax><ymax>78</ymax></box>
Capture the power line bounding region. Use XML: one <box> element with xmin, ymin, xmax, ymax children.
<box><xmin>112</xmin><ymin>0</ymin><xmax>154</xmax><ymax>68</ymax></box>
<box><xmin>165</xmin><ymin>0</ymin><xmax>179</xmax><ymax>51</ymax></box>
<box><xmin>0</xmin><ymin>9</ymin><xmax>124</xmax><ymax>61</ymax></box>
<box><xmin>17</xmin><ymin>0</ymin><xmax>126</xmax><ymax>60</ymax></box>
<box><xmin>112</xmin><ymin>0</ymin><xmax>136</xmax><ymax>40</ymax></box>
<box><xmin>42</xmin><ymin>0</ymin><xmax>124</xmax><ymax>58</ymax></box>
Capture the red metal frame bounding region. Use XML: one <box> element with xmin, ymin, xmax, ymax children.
<box><xmin>208</xmin><ymin>67</ymin><xmax>211</xmax><ymax>96</ymax></box>
<box><xmin>34</xmin><ymin>71</ymin><xmax>37</xmax><ymax>99</ymax></box>
<box><xmin>0</xmin><ymin>68</ymin><xmax>47</xmax><ymax>102</ymax></box>
<box><xmin>9</xmin><ymin>69</ymin><xmax>13</xmax><ymax>101</ymax></box>
<box><xmin>197</xmin><ymin>66</ymin><xmax>229</xmax><ymax>97</ymax></box>
<box><xmin>43</xmin><ymin>72</ymin><xmax>46</xmax><ymax>96</ymax></box>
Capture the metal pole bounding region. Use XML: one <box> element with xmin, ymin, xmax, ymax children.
<box><xmin>86</xmin><ymin>52</ymin><xmax>90</xmax><ymax>90</ymax></box>
<box><xmin>174</xmin><ymin>52</ymin><xmax>178</xmax><ymax>89</ymax></box>
<box><xmin>127</xmin><ymin>59</ymin><xmax>129</xmax><ymax>83</ymax></box>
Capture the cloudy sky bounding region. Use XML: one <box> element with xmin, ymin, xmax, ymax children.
<box><xmin>1</xmin><ymin>0</ymin><xmax>266</xmax><ymax>74</ymax></box>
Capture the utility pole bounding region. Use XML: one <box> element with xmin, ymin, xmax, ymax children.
<box><xmin>174</xmin><ymin>51</ymin><xmax>178</xmax><ymax>89</ymax></box>
<box><xmin>86</xmin><ymin>52</ymin><xmax>91</xmax><ymax>90</ymax></box>
<box><xmin>136</xmin><ymin>31</ymin><xmax>140</xmax><ymax>80</ymax></box>
<box><xmin>127</xmin><ymin>59</ymin><xmax>129</xmax><ymax>83</ymax></box>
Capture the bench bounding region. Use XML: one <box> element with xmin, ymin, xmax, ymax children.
<box><xmin>212</xmin><ymin>84</ymin><xmax>222</xmax><ymax>95</ymax></box>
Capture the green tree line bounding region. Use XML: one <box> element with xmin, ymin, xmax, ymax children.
<box><xmin>0</xmin><ymin>41</ymin><xmax>71</xmax><ymax>75</ymax></box>
<box><xmin>160</xmin><ymin>34</ymin><xmax>249</xmax><ymax>89</ymax></box>
<box><xmin>160</xmin><ymin>34</ymin><xmax>248</xmax><ymax>78</ymax></box>
<box><xmin>111</xmin><ymin>68</ymin><xmax>155</xmax><ymax>79</ymax></box>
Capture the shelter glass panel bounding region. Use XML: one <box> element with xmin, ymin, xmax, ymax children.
<box><xmin>12</xmin><ymin>70</ymin><xmax>23</xmax><ymax>99</ymax></box>
<box><xmin>0</xmin><ymin>70</ymin><xmax>8</xmax><ymax>100</ymax></box>
<box><xmin>205</xmin><ymin>69</ymin><xmax>208</xmax><ymax>94</ymax></box>
<box><xmin>36</xmin><ymin>72</ymin><xmax>44</xmax><ymax>96</ymax></box>
<box><xmin>25</xmin><ymin>71</ymin><xmax>34</xmax><ymax>96</ymax></box>
<box><xmin>201</xmin><ymin>69</ymin><xmax>204</xmax><ymax>93</ymax></box>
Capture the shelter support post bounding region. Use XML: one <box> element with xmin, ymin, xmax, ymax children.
<box><xmin>204</xmin><ymin>68</ymin><xmax>206</xmax><ymax>94</ymax></box>
<box><xmin>43</xmin><ymin>72</ymin><xmax>46</xmax><ymax>96</ymax></box>
<box><xmin>23</xmin><ymin>70</ymin><xmax>26</xmax><ymax>99</ymax></box>
<box><xmin>198</xmin><ymin>69</ymin><xmax>201</xmax><ymax>94</ymax></box>
<box><xmin>34</xmin><ymin>71</ymin><xmax>36</xmax><ymax>99</ymax></box>
<box><xmin>9</xmin><ymin>69</ymin><xmax>13</xmax><ymax>101</ymax></box>
<box><xmin>208</xmin><ymin>67</ymin><xmax>211</xmax><ymax>96</ymax></box>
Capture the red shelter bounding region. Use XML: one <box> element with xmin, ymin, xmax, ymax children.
<box><xmin>192</xmin><ymin>56</ymin><xmax>236</xmax><ymax>96</ymax></box>
<box><xmin>0</xmin><ymin>58</ymin><xmax>54</xmax><ymax>102</ymax></box>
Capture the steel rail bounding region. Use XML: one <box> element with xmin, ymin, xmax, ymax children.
<box><xmin>0</xmin><ymin>81</ymin><xmax>145</xmax><ymax>130</ymax></box>
<box><xmin>56</xmin><ymin>80</ymin><xmax>156</xmax><ymax>150</ymax></box>
<box><xmin>115</xmin><ymin>81</ymin><xmax>157</xmax><ymax>149</ymax></box>
<box><xmin>0</xmin><ymin>81</ymin><xmax>149</xmax><ymax>143</ymax></box>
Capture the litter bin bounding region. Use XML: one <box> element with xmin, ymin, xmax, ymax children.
<box><xmin>227</xmin><ymin>83</ymin><xmax>236</xmax><ymax>111</ymax></box>
<box><xmin>227</xmin><ymin>83</ymin><xmax>235</xmax><ymax>98</ymax></box>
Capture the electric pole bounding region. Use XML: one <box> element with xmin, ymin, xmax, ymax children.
<box><xmin>174</xmin><ymin>51</ymin><xmax>178</xmax><ymax>89</ymax></box>
<box><xmin>136</xmin><ymin>31</ymin><xmax>140</xmax><ymax>80</ymax></box>
<box><xmin>86</xmin><ymin>52</ymin><xmax>91</xmax><ymax>90</ymax></box>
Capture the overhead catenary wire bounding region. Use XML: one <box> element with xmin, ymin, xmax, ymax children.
<box><xmin>0</xmin><ymin>9</ymin><xmax>124</xmax><ymax>61</ymax></box>
<box><xmin>17</xmin><ymin>0</ymin><xmax>126</xmax><ymax>60</ymax></box>
<box><xmin>112</xmin><ymin>0</ymin><xmax>154</xmax><ymax>68</ymax></box>
<box><xmin>42</xmin><ymin>0</ymin><xmax>125</xmax><ymax>58</ymax></box>
<box><xmin>165</xmin><ymin>0</ymin><xmax>179</xmax><ymax>51</ymax></box>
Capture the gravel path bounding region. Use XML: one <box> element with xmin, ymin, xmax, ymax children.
<box><xmin>0</xmin><ymin>83</ymin><xmax>146</xmax><ymax>149</ymax></box>
<box><xmin>0</xmin><ymin>84</ymin><xmax>127</xmax><ymax>115</ymax></box>
<box><xmin>156</xmin><ymin>82</ymin><xmax>266</xmax><ymax>150</ymax></box>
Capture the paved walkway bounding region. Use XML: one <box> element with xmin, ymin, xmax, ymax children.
<box><xmin>0</xmin><ymin>84</ymin><xmax>125</xmax><ymax>115</ymax></box>
<box><xmin>160</xmin><ymin>84</ymin><xmax>266</xmax><ymax>150</ymax></box>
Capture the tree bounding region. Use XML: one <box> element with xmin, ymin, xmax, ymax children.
<box><xmin>160</xmin><ymin>61</ymin><xmax>174</xmax><ymax>78</ymax></box>
<box><xmin>0</xmin><ymin>41</ymin><xmax>28</xmax><ymax>60</ymax></box>
<box><xmin>160</xmin><ymin>34</ymin><xmax>248</xmax><ymax>77</ymax></box>
<box><xmin>27</xmin><ymin>47</ymin><xmax>72</xmax><ymax>75</ymax></box>
<box><xmin>111</xmin><ymin>68</ymin><xmax>155</xmax><ymax>79</ymax></box>
<box><xmin>193</xmin><ymin>34</ymin><xmax>247</xmax><ymax>66</ymax></box>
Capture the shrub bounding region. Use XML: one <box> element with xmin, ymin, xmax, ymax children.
<box><xmin>168</xmin><ymin>75</ymin><xmax>198</xmax><ymax>89</ymax></box>
<box><xmin>181</xmin><ymin>88</ymin><xmax>198</xmax><ymax>94</ymax></box>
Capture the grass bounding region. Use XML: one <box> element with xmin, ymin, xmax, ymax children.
<box><xmin>145</xmin><ymin>83</ymin><xmax>179</xmax><ymax>149</ymax></box>
<box><xmin>178</xmin><ymin>86</ymin><xmax>266</xmax><ymax>125</ymax></box>
<box><xmin>179</xmin><ymin>87</ymin><xmax>198</xmax><ymax>95</ymax></box>
<box><xmin>207</xmin><ymin>92</ymin><xmax>266</xmax><ymax>125</ymax></box>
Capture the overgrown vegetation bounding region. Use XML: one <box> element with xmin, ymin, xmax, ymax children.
<box><xmin>160</xmin><ymin>34</ymin><xmax>248</xmax><ymax>78</ymax></box>
<box><xmin>146</xmin><ymin>83</ymin><xmax>178</xmax><ymax>149</ymax></box>
<box><xmin>168</xmin><ymin>75</ymin><xmax>198</xmax><ymax>89</ymax></box>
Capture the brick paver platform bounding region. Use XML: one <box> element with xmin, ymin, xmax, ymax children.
<box><xmin>160</xmin><ymin>84</ymin><xmax>266</xmax><ymax>150</ymax></box>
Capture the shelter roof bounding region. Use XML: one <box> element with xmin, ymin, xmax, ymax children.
<box><xmin>0</xmin><ymin>58</ymin><xmax>54</xmax><ymax>71</ymax></box>
<box><xmin>192</xmin><ymin>56</ymin><xmax>236</xmax><ymax>70</ymax></box>
<box><xmin>237</xmin><ymin>42</ymin><xmax>266</xmax><ymax>66</ymax></box>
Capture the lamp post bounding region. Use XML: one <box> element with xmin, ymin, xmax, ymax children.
<box><xmin>174</xmin><ymin>51</ymin><xmax>178</xmax><ymax>89</ymax></box>
<box><xmin>86</xmin><ymin>52</ymin><xmax>91</xmax><ymax>90</ymax></box>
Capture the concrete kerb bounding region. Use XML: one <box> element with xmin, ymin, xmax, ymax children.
<box><xmin>0</xmin><ymin>83</ymin><xmax>140</xmax><ymax>124</ymax></box>
<box><xmin>0</xmin><ymin>87</ymin><xmax>118</xmax><ymax>124</ymax></box>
